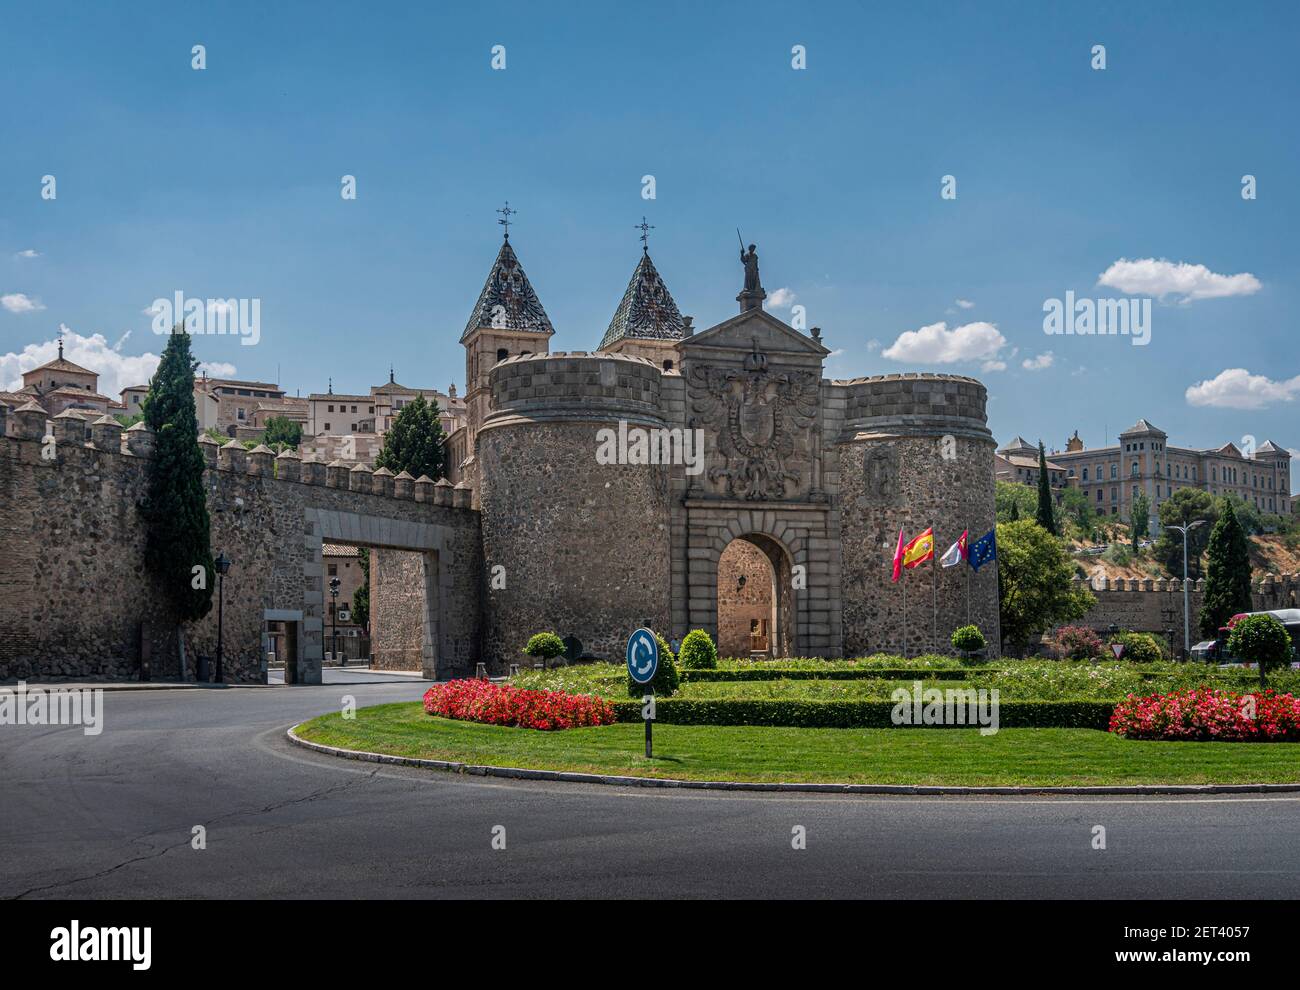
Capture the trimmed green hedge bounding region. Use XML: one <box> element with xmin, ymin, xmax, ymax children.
<box><xmin>682</xmin><ymin>667</ymin><xmax>1005</xmax><ymax>682</ymax></box>
<box><xmin>611</xmin><ymin>698</ymin><xmax>1115</xmax><ymax>730</ymax></box>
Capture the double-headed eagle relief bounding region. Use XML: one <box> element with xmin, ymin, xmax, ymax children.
<box><xmin>687</xmin><ymin>338</ymin><xmax>820</xmax><ymax>500</ymax></box>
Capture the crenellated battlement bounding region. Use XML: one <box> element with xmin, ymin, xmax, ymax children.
<box><xmin>1071</xmin><ymin>573</ymin><xmax>1300</xmax><ymax>597</ymax></box>
<box><xmin>2</xmin><ymin>413</ymin><xmax>477</xmax><ymax>514</ymax></box>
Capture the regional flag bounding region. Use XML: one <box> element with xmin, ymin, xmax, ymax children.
<box><xmin>901</xmin><ymin>528</ymin><xmax>934</xmax><ymax>570</ymax></box>
<box><xmin>968</xmin><ymin>528</ymin><xmax>997</xmax><ymax>572</ymax></box>
<box><xmin>940</xmin><ymin>530</ymin><xmax>968</xmax><ymax>568</ymax></box>
<box><xmin>890</xmin><ymin>527</ymin><xmax>905</xmax><ymax>583</ymax></box>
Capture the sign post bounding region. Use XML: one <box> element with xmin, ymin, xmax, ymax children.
<box><xmin>626</xmin><ymin>628</ymin><xmax>659</xmax><ymax>759</ymax></box>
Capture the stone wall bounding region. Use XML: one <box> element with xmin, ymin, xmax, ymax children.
<box><xmin>835</xmin><ymin>375</ymin><xmax>1000</xmax><ymax>657</ymax></box>
<box><xmin>477</xmin><ymin>353</ymin><xmax>672</xmax><ymax>668</ymax></box>
<box><xmin>369</xmin><ymin>548</ymin><xmax>426</xmax><ymax>671</ymax></box>
<box><xmin>1058</xmin><ymin>573</ymin><xmax>1300</xmax><ymax>643</ymax></box>
<box><xmin>0</xmin><ymin>407</ymin><xmax>480</xmax><ymax>683</ymax></box>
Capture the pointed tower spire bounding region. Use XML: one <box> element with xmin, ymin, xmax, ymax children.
<box><xmin>460</xmin><ymin>237</ymin><xmax>554</xmax><ymax>343</ymax></box>
<box><xmin>599</xmin><ymin>243</ymin><xmax>686</xmax><ymax>352</ymax></box>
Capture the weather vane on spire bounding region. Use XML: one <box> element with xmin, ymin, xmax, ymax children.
<box><xmin>634</xmin><ymin>216</ymin><xmax>655</xmax><ymax>253</ymax></box>
<box><xmin>496</xmin><ymin>201</ymin><xmax>517</xmax><ymax>240</ymax></box>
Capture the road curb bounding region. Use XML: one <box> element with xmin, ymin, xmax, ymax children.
<box><xmin>284</xmin><ymin>725</ymin><xmax>1300</xmax><ymax>796</ymax></box>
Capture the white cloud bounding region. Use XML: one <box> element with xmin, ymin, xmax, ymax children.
<box><xmin>1</xmin><ymin>292</ymin><xmax>46</xmax><ymax>313</ymax></box>
<box><xmin>1184</xmin><ymin>368</ymin><xmax>1300</xmax><ymax>410</ymax></box>
<box><xmin>0</xmin><ymin>328</ymin><xmax>237</xmax><ymax>399</ymax></box>
<box><xmin>866</xmin><ymin>339</ymin><xmax>881</xmax><ymax>352</ymax></box>
<box><xmin>955</xmin><ymin>299</ymin><xmax>975</xmax><ymax>309</ymax></box>
<box><xmin>881</xmin><ymin>321</ymin><xmax>1006</xmax><ymax>364</ymax></box>
<box><xmin>15</xmin><ymin>249</ymin><xmax>41</xmax><ymax>259</ymax></box>
<box><xmin>1022</xmin><ymin>352</ymin><xmax>1055</xmax><ymax>371</ymax></box>
<box><xmin>1097</xmin><ymin>258</ymin><xmax>1261</xmax><ymax>302</ymax></box>
<box><xmin>767</xmin><ymin>287</ymin><xmax>796</xmax><ymax>308</ymax></box>
<box><xmin>981</xmin><ymin>360</ymin><xmax>1006</xmax><ymax>373</ymax></box>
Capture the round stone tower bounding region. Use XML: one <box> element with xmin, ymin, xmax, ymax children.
<box><xmin>834</xmin><ymin>373</ymin><xmax>999</xmax><ymax>657</ymax></box>
<box><xmin>476</xmin><ymin>352</ymin><xmax>673</xmax><ymax>668</ymax></box>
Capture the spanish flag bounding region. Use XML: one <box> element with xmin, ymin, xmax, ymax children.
<box><xmin>901</xmin><ymin>527</ymin><xmax>935</xmax><ymax>570</ymax></box>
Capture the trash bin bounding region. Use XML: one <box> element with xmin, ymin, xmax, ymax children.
<box><xmin>196</xmin><ymin>655</ymin><xmax>211</xmax><ymax>683</ymax></box>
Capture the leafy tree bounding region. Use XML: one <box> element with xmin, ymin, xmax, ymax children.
<box><xmin>997</xmin><ymin>519</ymin><xmax>1094</xmax><ymax>656</ymax></box>
<box><xmin>950</xmin><ymin>624</ymin><xmax>986</xmax><ymax>655</ymax></box>
<box><xmin>995</xmin><ymin>481</ymin><xmax>1035</xmax><ymax>523</ymax></box>
<box><xmin>351</xmin><ymin>548</ymin><xmax>370</xmax><ymax>633</ymax></box>
<box><xmin>524</xmin><ymin>631</ymin><xmax>566</xmax><ymax>669</ymax></box>
<box><xmin>114</xmin><ymin>412</ymin><xmax>143</xmax><ymax>429</ymax></box>
<box><xmin>141</xmin><ymin>330</ymin><xmax>214</xmax><ymax>623</ymax></box>
<box><xmin>1129</xmin><ymin>492</ymin><xmax>1150</xmax><ymax>549</ymax></box>
<box><xmin>1199</xmin><ymin>499</ymin><xmax>1254</xmax><ymax>638</ymax></box>
<box><xmin>1059</xmin><ymin>486</ymin><xmax>1096</xmax><ymax>541</ymax></box>
<box><xmin>1221</xmin><ymin>493</ymin><xmax>1265</xmax><ymax>536</ymax></box>
<box><xmin>1154</xmin><ymin>488</ymin><xmax>1218</xmax><ymax>579</ymax></box>
<box><xmin>374</xmin><ymin>395</ymin><xmax>446</xmax><ymax>480</ymax></box>
<box><xmin>1227</xmin><ymin>613</ymin><xmax>1293</xmax><ymax>688</ymax></box>
<box><xmin>262</xmin><ymin>415</ymin><xmax>302</xmax><ymax>449</ymax></box>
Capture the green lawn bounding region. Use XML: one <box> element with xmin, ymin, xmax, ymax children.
<box><xmin>295</xmin><ymin>702</ymin><xmax>1300</xmax><ymax>787</ymax></box>
<box><xmin>508</xmin><ymin>659</ymin><xmax>1293</xmax><ymax>702</ymax></box>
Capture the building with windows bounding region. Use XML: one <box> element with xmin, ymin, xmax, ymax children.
<box><xmin>1014</xmin><ymin>419</ymin><xmax>1293</xmax><ymax>527</ymax></box>
<box><xmin>304</xmin><ymin>374</ymin><xmax>466</xmax><ymax>467</ymax></box>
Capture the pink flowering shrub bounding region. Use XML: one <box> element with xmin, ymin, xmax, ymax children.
<box><xmin>422</xmin><ymin>679</ymin><xmax>616</xmax><ymax>731</ymax></box>
<box><xmin>1109</xmin><ymin>688</ymin><xmax>1300</xmax><ymax>741</ymax></box>
<box><xmin>1053</xmin><ymin>625</ymin><xmax>1103</xmax><ymax>660</ymax></box>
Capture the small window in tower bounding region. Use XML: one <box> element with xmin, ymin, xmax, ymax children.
<box><xmin>497</xmin><ymin>348</ymin><xmax>509</xmax><ymax>362</ymax></box>
<box><xmin>663</xmin><ymin>359</ymin><xmax>674</xmax><ymax>371</ymax></box>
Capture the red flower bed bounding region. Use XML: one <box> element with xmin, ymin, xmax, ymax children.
<box><xmin>1109</xmin><ymin>688</ymin><xmax>1300</xmax><ymax>742</ymax></box>
<box><xmin>422</xmin><ymin>679</ymin><xmax>616</xmax><ymax>731</ymax></box>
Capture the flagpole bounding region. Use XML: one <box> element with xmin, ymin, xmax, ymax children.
<box><xmin>965</xmin><ymin>524</ymin><xmax>971</xmax><ymax>626</ymax></box>
<box><xmin>932</xmin><ymin>547</ymin><xmax>938</xmax><ymax>652</ymax></box>
<box><xmin>902</xmin><ymin>572</ymin><xmax>907</xmax><ymax>659</ymax></box>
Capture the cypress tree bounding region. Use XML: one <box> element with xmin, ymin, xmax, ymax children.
<box><xmin>141</xmin><ymin>329</ymin><xmax>214</xmax><ymax>621</ymax></box>
<box><xmin>1199</xmin><ymin>499</ymin><xmax>1253</xmax><ymax>638</ymax></box>
<box><xmin>1035</xmin><ymin>440</ymin><xmax>1057</xmax><ymax>535</ymax></box>
<box><xmin>374</xmin><ymin>395</ymin><xmax>447</xmax><ymax>480</ymax></box>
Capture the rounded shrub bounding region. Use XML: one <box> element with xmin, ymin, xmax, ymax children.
<box><xmin>625</xmin><ymin>632</ymin><xmax>680</xmax><ymax>698</ymax></box>
<box><xmin>523</xmin><ymin>631</ymin><xmax>566</xmax><ymax>669</ymax></box>
<box><xmin>678</xmin><ymin>629</ymin><xmax>718</xmax><ymax>670</ymax></box>
<box><xmin>1053</xmin><ymin>625</ymin><xmax>1103</xmax><ymax>660</ymax></box>
<box><xmin>1227</xmin><ymin>613</ymin><xmax>1293</xmax><ymax>684</ymax></box>
<box><xmin>950</xmin><ymin>625</ymin><xmax>986</xmax><ymax>654</ymax></box>
<box><xmin>1108</xmin><ymin>631</ymin><xmax>1164</xmax><ymax>664</ymax></box>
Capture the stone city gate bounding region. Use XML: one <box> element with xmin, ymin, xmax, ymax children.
<box><xmin>680</xmin><ymin>503</ymin><xmax>842</xmax><ymax>659</ymax></box>
<box><xmin>0</xmin><ymin>409</ymin><xmax>482</xmax><ymax>684</ymax></box>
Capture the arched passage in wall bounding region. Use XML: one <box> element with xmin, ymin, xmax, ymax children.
<box><xmin>716</xmin><ymin>533</ymin><xmax>794</xmax><ymax>658</ymax></box>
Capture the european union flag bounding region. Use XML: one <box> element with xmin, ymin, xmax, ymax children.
<box><xmin>968</xmin><ymin>529</ymin><xmax>997</xmax><ymax>572</ymax></box>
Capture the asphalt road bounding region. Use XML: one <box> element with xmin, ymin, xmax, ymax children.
<box><xmin>3</xmin><ymin>673</ymin><xmax>1300</xmax><ymax>899</ymax></box>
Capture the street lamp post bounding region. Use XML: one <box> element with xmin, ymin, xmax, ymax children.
<box><xmin>329</xmin><ymin>577</ymin><xmax>341</xmax><ymax>667</ymax></box>
<box><xmin>1165</xmin><ymin>520</ymin><xmax>1206</xmax><ymax>659</ymax></box>
<box><xmin>214</xmin><ymin>552</ymin><xmax>231</xmax><ymax>683</ymax></box>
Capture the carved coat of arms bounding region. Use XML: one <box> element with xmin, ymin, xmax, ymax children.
<box><xmin>686</xmin><ymin>340</ymin><xmax>819</xmax><ymax>500</ymax></box>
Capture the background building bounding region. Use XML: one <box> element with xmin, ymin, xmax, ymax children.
<box><xmin>1003</xmin><ymin>419</ymin><xmax>1294</xmax><ymax>528</ymax></box>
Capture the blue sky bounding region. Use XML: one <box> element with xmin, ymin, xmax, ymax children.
<box><xmin>2</xmin><ymin>1</ymin><xmax>1297</xmax><ymax>485</ymax></box>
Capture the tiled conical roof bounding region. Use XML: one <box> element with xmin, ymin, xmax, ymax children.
<box><xmin>460</xmin><ymin>239</ymin><xmax>554</xmax><ymax>343</ymax></box>
<box><xmin>599</xmin><ymin>250</ymin><xmax>686</xmax><ymax>350</ymax></box>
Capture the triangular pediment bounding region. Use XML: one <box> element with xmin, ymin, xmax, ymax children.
<box><xmin>685</xmin><ymin>308</ymin><xmax>829</xmax><ymax>357</ymax></box>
